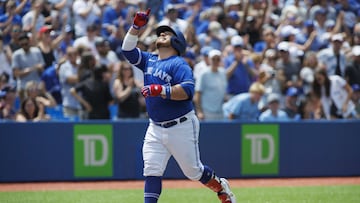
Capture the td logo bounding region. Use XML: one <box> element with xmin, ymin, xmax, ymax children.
<box><xmin>74</xmin><ymin>124</ymin><xmax>113</xmax><ymax>178</ymax></box>
<box><xmin>241</xmin><ymin>124</ymin><xmax>279</xmax><ymax>175</ymax></box>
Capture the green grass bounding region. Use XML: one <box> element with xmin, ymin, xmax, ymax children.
<box><xmin>0</xmin><ymin>185</ymin><xmax>359</xmax><ymax>203</ymax></box>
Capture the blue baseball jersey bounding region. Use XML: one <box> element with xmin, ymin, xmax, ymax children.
<box><xmin>123</xmin><ymin>48</ymin><xmax>195</xmax><ymax>122</ymax></box>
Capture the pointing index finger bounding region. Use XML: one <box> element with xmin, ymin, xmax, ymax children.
<box><xmin>146</xmin><ymin>8</ymin><xmax>151</xmax><ymax>16</ymax></box>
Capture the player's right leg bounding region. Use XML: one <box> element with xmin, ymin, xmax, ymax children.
<box><xmin>199</xmin><ymin>165</ymin><xmax>237</xmax><ymax>203</ymax></box>
<box><xmin>143</xmin><ymin>125</ymin><xmax>171</xmax><ymax>203</ymax></box>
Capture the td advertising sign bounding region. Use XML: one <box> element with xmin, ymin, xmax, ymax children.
<box><xmin>241</xmin><ymin>124</ymin><xmax>279</xmax><ymax>176</ymax></box>
<box><xmin>74</xmin><ymin>124</ymin><xmax>113</xmax><ymax>178</ymax></box>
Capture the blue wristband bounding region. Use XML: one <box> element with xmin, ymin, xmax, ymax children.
<box><xmin>165</xmin><ymin>85</ymin><xmax>172</xmax><ymax>99</ymax></box>
<box><xmin>132</xmin><ymin>24</ymin><xmax>141</xmax><ymax>30</ymax></box>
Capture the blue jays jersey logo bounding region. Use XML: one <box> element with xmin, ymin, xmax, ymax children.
<box><xmin>146</xmin><ymin>60</ymin><xmax>173</xmax><ymax>84</ymax></box>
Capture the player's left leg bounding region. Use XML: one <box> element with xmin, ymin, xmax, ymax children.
<box><xmin>199</xmin><ymin>165</ymin><xmax>236</xmax><ymax>203</ymax></box>
<box><xmin>167</xmin><ymin>111</ymin><xmax>236</xmax><ymax>203</ymax></box>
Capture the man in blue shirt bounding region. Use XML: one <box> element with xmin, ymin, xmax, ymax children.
<box><xmin>223</xmin><ymin>82</ymin><xmax>265</xmax><ymax>120</ymax></box>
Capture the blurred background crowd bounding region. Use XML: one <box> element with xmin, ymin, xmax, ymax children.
<box><xmin>0</xmin><ymin>0</ymin><xmax>360</xmax><ymax>122</ymax></box>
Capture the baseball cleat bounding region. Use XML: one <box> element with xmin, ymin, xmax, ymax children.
<box><xmin>217</xmin><ymin>178</ymin><xmax>236</xmax><ymax>203</ymax></box>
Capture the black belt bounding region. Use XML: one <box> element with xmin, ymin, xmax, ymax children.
<box><xmin>154</xmin><ymin>116</ymin><xmax>188</xmax><ymax>128</ymax></box>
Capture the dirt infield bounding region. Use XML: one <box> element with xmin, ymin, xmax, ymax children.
<box><xmin>1</xmin><ymin>177</ymin><xmax>359</xmax><ymax>192</ymax></box>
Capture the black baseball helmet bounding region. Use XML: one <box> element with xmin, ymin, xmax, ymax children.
<box><xmin>156</xmin><ymin>25</ymin><xmax>187</xmax><ymax>56</ymax></box>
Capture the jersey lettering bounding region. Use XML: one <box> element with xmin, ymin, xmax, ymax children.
<box><xmin>153</xmin><ymin>69</ymin><xmax>172</xmax><ymax>83</ymax></box>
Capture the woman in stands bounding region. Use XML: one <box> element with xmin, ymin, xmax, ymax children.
<box><xmin>15</xmin><ymin>97</ymin><xmax>50</xmax><ymax>122</ymax></box>
<box><xmin>113</xmin><ymin>61</ymin><xmax>144</xmax><ymax>119</ymax></box>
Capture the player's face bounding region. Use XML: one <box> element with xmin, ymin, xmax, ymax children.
<box><xmin>156</xmin><ymin>31</ymin><xmax>173</xmax><ymax>49</ymax></box>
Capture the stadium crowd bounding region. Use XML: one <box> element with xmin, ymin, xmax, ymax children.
<box><xmin>0</xmin><ymin>0</ymin><xmax>360</xmax><ymax>122</ymax></box>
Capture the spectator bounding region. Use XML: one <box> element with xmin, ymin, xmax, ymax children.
<box><xmin>283</xmin><ymin>86</ymin><xmax>301</xmax><ymax>120</ymax></box>
<box><xmin>259</xmin><ymin>93</ymin><xmax>289</xmax><ymax>122</ymax></box>
<box><xmin>22</xmin><ymin>0</ymin><xmax>45</xmax><ymax>32</ymax></box>
<box><xmin>298</xmin><ymin>93</ymin><xmax>321</xmax><ymax>120</ymax></box>
<box><xmin>158</xmin><ymin>4</ymin><xmax>189</xmax><ymax>33</ymax></box>
<box><xmin>94</xmin><ymin>37</ymin><xmax>119</xmax><ymax>71</ymax></box>
<box><xmin>253</xmin><ymin>26</ymin><xmax>277</xmax><ymax>54</ymax></box>
<box><xmin>58</xmin><ymin>24</ymin><xmax>75</xmax><ymax>59</ymax></box>
<box><xmin>24</xmin><ymin>80</ymin><xmax>57</xmax><ymax>108</ymax></box>
<box><xmin>198</xmin><ymin>21</ymin><xmax>225</xmax><ymax>51</ymax></box>
<box><xmin>71</xmin><ymin>64</ymin><xmax>113</xmax><ymax>119</ymax></box>
<box><xmin>0</xmin><ymin>85</ymin><xmax>18</xmax><ymax>120</ymax></box>
<box><xmin>193</xmin><ymin>46</ymin><xmax>212</xmax><ymax>81</ymax></box>
<box><xmin>351</xmin><ymin>84</ymin><xmax>360</xmax><ymax>118</ymax></box>
<box><xmin>317</xmin><ymin>33</ymin><xmax>347</xmax><ymax>77</ymax></box>
<box><xmin>72</xmin><ymin>0</ymin><xmax>101</xmax><ymax>37</ymax></box>
<box><xmin>352</xmin><ymin>23</ymin><xmax>360</xmax><ymax>46</ymax></box>
<box><xmin>312</xmin><ymin>68</ymin><xmax>355</xmax><ymax>120</ymax></box>
<box><xmin>41</xmin><ymin>60</ymin><xmax>63</xmax><ymax>105</ymax></box>
<box><xmin>275</xmin><ymin>41</ymin><xmax>301</xmax><ymax>91</ymax></box>
<box><xmin>48</xmin><ymin>0</ymin><xmax>74</xmax><ymax>26</ymax></box>
<box><xmin>345</xmin><ymin>45</ymin><xmax>360</xmax><ymax>86</ymax></box>
<box><xmin>183</xmin><ymin>24</ymin><xmax>201</xmax><ymax>55</ymax></box>
<box><xmin>194</xmin><ymin>49</ymin><xmax>227</xmax><ymax>120</ymax></box>
<box><xmin>0</xmin><ymin>31</ymin><xmax>14</xmax><ymax>85</ymax></box>
<box><xmin>112</xmin><ymin>62</ymin><xmax>143</xmax><ymax>119</ymax></box>
<box><xmin>77</xmin><ymin>50</ymin><xmax>96</xmax><ymax>82</ymax></box>
<box><xmin>8</xmin><ymin>24</ymin><xmax>23</xmax><ymax>52</ymax></box>
<box><xmin>101</xmin><ymin>0</ymin><xmax>128</xmax><ymax>38</ymax></box>
<box><xmin>15</xmin><ymin>97</ymin><xmax>50</xmax><ymax>122</ymax></box>
<box><xmin>36</xmin><ymin>25</ymin><xmax>65</xmax><ymax>69</ymax></box>
<box><xmin>58</xmin><ymin>46</ymin><xmax>81</xmax><ymax>119</ymax></box>
<box><xmin>12</xmin><ymin>33</ymin><xmax>45</xmax><ymax>101</ymax></box>
<box><xmin>300</xmin><ymin>51</ymin><xmax>317</xmax><ymax>95</ymax></box>
<box><xmin>0</xmin><ymin>72</ymin><xmax>10</xmax><ymax>90</ymax></box>
<box><xmin>222</xmin><ymin>82</ymin><xmax>265</xmax><ymax>120</ymax></box>
<box><xmin>259</xmin><ymin>49</ymin><xmax>283</xmax><ymax>96</ymax></box>
<box><xmin>73</xmin><ymin>24</ymin><xmax>102</xmax><ymax>56</ymax></box>
<box><xmin>0</xmin><ymin>0</ymin><xmax>22</xmax><ymax>44</ymax></box>
<box><xmin>224</xmin><ymin>35</ymin><xmax>257</xmax><ymax>98</ymax></box>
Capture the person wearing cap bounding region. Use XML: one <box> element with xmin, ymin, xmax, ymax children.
<box><xmin>36</xmin><ymin>25</ymin><xmax>66</xmax><ymax>70</ymax></box>
<box><xmin>317</xmin><ymin>33</ymin><xmax>346</xmax><ymax>77</ymax></box>
<box><xmin>259</xmin><ymin>93</ymin><xmax>289</xmax><ymax>122</ymax></box>
<box><xmin>121</xmin><ymin>8</ymin><xmax>236</xmax><ymax>203</ymax></box>
<box><xmin>94</xmin><ymin>37</ymin><xmax>119</xmax><ymax>70</ymax></box>
<box><xmin>222</xmin><ymin>82</ymin><xmax>265</xmax><ymax>120</ymax></box>
<box><xmin>345</xmin><ymin>46</ymin><xmax>360</xmax><ymax>86</ymax></box>
<box><xmin>275</xmin><ymin>41</ymin><xmax>301</xmax><ymax>91</ymax></box>
<box><xmin>283</xmin><ymin>86</ymin><xmax>301</xmax><ymax>119</ymax></box>
<box><xmin>224</xmin><ymin>35</ymin><xmax>257</xmax><ymax>98</ymax></box>
<box><xmin>194</xmin><ymin>49</ymin><xmax>227</xmax><ymax>120</ymax></box>
<box><xmin>58</xmin><ymin>25</ymin><xmax>75</xmax><ymax>57</ymax></box>
<box><xmin>12</xmin><ymin>32</ymin><xmax>45</xmax><ymax>102</ymax></box>
<box><xmin>193</xmin><ymin>46</ymin><xmax>213</xmax><ymax>81</ymax></box>
<box><xmin>198</xmin><ymin>21</ymin><xmax>225</xmax><ymax>51</ymax></box>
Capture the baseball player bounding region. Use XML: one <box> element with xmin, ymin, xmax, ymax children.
<box><xmin>121</xmin><ymin>9</ymin><xmax>236</xmax><ymax>203</ymax></box>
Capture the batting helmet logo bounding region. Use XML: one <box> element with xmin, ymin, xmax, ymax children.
<box><xmin>156</xmin><ymin>25</ymin><xmax>187</xmax><ymax>56</ymax></box>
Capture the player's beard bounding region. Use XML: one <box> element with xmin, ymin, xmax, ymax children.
<box><xmin>156</xmin><ymin>40</ymin><xmax>172</xmax><ymax>50</ymax></box>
